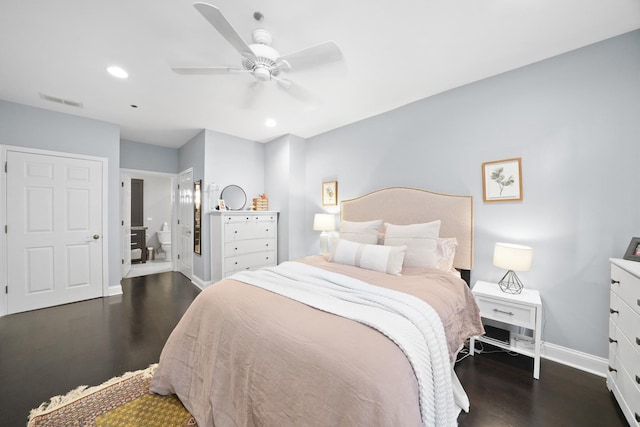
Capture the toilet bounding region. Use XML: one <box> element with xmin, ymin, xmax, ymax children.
<box><xmin>157</xmin><ymin>222</ymin><xmax>172</xmax><ymax>262</ymax></box>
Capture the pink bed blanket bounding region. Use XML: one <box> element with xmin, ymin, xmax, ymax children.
<box><xmin>150</xmin><ymin>256</ymin><xmax>483</xmax><ymax>426</ymax></box>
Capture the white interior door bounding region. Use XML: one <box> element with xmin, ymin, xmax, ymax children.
<box><xmin>6</xmin><ymin>150</ymin><xmax>104</xmax><ymax>314</ymax></box>
<box><xmin>177</xmin><ymin>169</ymin><xmax>193</xmax><ymax>278</ymax></box>
<box><xmin>120</xmin><ymin>174</ymin><xmax>131</xmax><ymax>277</ymax></box>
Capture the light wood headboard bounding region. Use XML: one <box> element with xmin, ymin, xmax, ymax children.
<box><xmin>340</xmin><ymin>187</ymin><xmax>474</xmax><ymax>271</ymax></box>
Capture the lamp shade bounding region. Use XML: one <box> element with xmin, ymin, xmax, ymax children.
<box><xmin>313</xmin><ymin>213</ymin><xmax>335</xmax><ymax>232</ymax></box>
<box><xmin>493</xmin><ymin>243</ymin><xmax>532</xmax><ymax>272</ymax></box>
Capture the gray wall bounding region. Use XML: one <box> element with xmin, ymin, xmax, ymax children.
<box><xmin>0</xmin><ymin>99</ymin><xmax>121</xmax><ymax>290</ymax></box>
<box><xmin>301</xmin><ymin>30</ymin><xmax>640</xmax><ymax>358</ymax></box>
<box><xmin>120</xmin><ymin>139</ymin><xmax>179</xmax><ymax>174</ymax></box>
<box><xmin>126</xmin><ymin>171</ymin><xmax>173</xmax><ymax>250</ymax></box>
<box><xmin>265</xmin><ymin>134</ymin><xmax>307</xmax><ymax>263</ymax></box>
<box><xmin>204</xmin><ymin>129</ymin><xmax>265</xmax><ymax>281</ymax></box>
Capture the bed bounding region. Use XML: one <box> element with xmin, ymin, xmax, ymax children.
<box><xmin>150</xmin><ymin>187</ymin><xmax>484</xmax><ymax>426</ymax></box>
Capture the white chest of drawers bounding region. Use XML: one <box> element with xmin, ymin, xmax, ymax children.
<box><xmin>211</xmin><ymin>211</ymin><xmax>278</xmax><ymax>283</ymax></box>
<box><xmin>609</xmin><ymin>258</ymin><xmax>640</xmax><ymax>426</ymax></box>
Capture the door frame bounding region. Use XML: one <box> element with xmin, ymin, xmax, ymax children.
<box><xmin>177</xmin><ymin>168</ymin><xmax>193</xmax><ymax>280</ymax></box>
<box><xmin>119</xmin><ymin>168</ymin><xmax>178</xmax><ymax>278</ymax></box>
<box><xmin>0</xmin><ymin>145</ymin><xmax>109</xmax><ymax>317</ymax></box>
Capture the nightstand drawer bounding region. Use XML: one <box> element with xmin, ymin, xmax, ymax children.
<box><xmin>476</xmin><ymin>296</ymin><xmax>536</xmax><ymax>329</ymax></box>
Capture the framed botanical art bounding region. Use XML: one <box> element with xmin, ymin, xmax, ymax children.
<box><xmin>482</xmin><ymin>158</ymin><xmax>523</xmax><ymax>203</ymax></box>
<box><xmin>322</xmin><ymin>181</ymin><xmax>338</xmax><ymax>206</ymax></box>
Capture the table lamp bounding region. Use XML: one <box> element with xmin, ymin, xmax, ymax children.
<box><xmin>313</xmin><ymin>213</ymin><xmax>336</xmax><ymax>255</ymax></box>
<box><xmin>493</xmin><ymin>242</ymin><xmax>533</xmax><ymax>294</ymax></box>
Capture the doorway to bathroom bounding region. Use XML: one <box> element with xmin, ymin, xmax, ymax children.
<box><xmin>120</xmin><ymin>169</ymin><xmax>176</xmax><ymax>278</ymax></box>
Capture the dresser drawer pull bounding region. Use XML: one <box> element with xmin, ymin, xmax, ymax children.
<box><xmin>636</xmin><ymin>375</ymin><xmax>640</xmax><ymax>385</ymax></box>
<box><xmin>608</xmin><ymin>366</ymin><xmax>617</xmax><ymax>373</ymax></box>
<box><xmin>608</xmin><ymin>337</ymin><xmax>617</xmax><ymax>344</ymax></box>
<box><xmin>636</xmin><ymin>337</ymin><xmax>640</xmax><ymax>346</ymax></box>
<box><xmin>636</xmin><ymin>413</ymin><xmax>640</xmax><ymax>422</ymax></box>
<box><xmin>493</xmin><ymin>308</ymin><xmax>514</xmax><ymax>316</ymax></box>
<box><xmin>265</xmin><ymin>243</ymin><xmax>269</xmax><ymax>247</ymax></box>
<box><xmin>609</xmin><ymin>308</ymin><xmax>619</xmax><ymax>314</ymax></box>
<box><xmin>610</xmin><ymin>279</ymin><xmax>620</xmax><ymax>285</ymax></box>
<box><xmin>637</xmin><ymin>299</ymin><xmax>640</xmax><ymax>307</ymax></box>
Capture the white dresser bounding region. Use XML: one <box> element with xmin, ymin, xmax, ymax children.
<box><xmin>211</xmin><ymin>211</ymin><xmax>278</xmax><ymax>283</ymax></box>
<box><xmin>609</xmin><ymin>258</ymin><xmax>640</xmax><ymax>426</ymax></box>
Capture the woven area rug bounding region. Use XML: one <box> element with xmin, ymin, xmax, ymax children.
<box><xmin>28</xmin><ymin>364</ymin><xmax>197</xmax><ymax>426</ymax></box>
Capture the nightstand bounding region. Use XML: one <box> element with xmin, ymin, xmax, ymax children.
<box><xmin>469</xmin><ymin>280</ymin><xmax>543</xmax><ymax>379</ymax></box>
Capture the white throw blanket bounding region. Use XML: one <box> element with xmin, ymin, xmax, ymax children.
<box><xmin>230</xmin><ymin>261</ymin><xmax>457</xmax><ymax>427</ymax></box>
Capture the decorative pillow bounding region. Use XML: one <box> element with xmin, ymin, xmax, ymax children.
<box><xmin>329</xmin><ymin>239</ymin><xmax>406</xmax><ymax>276</ymax></box>
<box><xmin>384</xmin><ymin>221</ymin><xmax>441</xmax><ymax>268</ymax></box>
<box><xmin>436</xmin><ymin>237</ymin><xmax>458</xmax><ymax>272</ymax></box>
<box><xmin>339</xmin><ymin>219</ymin><xmax>383</xmax><ymax>245</ymax></box>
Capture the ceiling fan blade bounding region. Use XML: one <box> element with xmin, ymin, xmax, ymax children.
<box><xmin>241</xmin><ymin>81</ymin><xmax>265</xmax><ymax>109</ymax></box>
<box><xmin>193</xmin><ymin>2</ymin><xmax>255</xmax><ymax>60</ymax></box>
<box><xmin>273</xmin><ymin>77</ymin><xmax>322</xmax><ymax>106</ymax></box>
<box><xmin>172</xmin><ymin>66</ymin><xmax>246</xmax><ymax>75</ymax></box>
<box><xmin>277</xmin><ymin>41</ymin><xmax>343</xmax><ymax>72</ymax></box>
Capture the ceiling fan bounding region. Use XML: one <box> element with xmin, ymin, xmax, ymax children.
<box><xmin>172</xmin><ymin>2</ymin><xmax>343</xmax><ymax>103</ymax></box>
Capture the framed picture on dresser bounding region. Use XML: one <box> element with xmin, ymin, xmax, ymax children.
<box><xmin>623</xmin><ymin>237</ymin><xmax>640</xmax><ymax>261</ymax></box>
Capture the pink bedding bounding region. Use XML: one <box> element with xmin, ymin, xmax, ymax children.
<box><xmin>150</xmin><ymin>256</ymin><xmax>483</xmax><ymax>426</ymax></box>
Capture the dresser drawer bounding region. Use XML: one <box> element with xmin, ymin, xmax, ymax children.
<box><xmin>476</xmin><ymin>296</ymin><xmax>536</xmax><ymax>329</ymax></box>
<box><xmin>612</xmin><ymin>264</ymin><xmax>640</xmax><ymax>317</ymax></box>
<box><xmin>225</xmin><ymin>222</ymin><xmax>276</xmax><ymax>241</ymax></box>
<box><xmin>224</xmin><ymin>214</ymin><xmax>277</xmax><ymax>224</ymax></box>
<box><xmin>609</xmin><ymin>359</ymin><xmax>640</xmax><ymax>425</ymax></box>
<box><xmin>224</xmin><ymin>238</ymin><xmax>275</xmax><ymax>256</ymax></box>
<box><xmin>225</xmin><ymin>250</ymin><xmax>276</xmax><ymax>274</ymax></box>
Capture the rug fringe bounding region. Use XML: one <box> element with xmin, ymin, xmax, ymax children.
<box><xmin>28</xmin><ymin>363</ymin><xmax>158</xmax><ymax>424</ymax></box>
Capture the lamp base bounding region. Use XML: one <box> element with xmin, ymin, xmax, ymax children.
<box><xmin>498</xmin><ymin>270</ymin><xmax>524</xmax><ymax>294</ymax></box>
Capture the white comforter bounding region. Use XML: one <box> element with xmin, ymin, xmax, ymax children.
<box><xmin>231</xmin><ymin>261</ymin><xmax>457</xmax><ymax>427</ymax></box>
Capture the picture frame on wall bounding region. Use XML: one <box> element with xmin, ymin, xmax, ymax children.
<box><xmin>482</xmin><ymin>157</ymin><xmax>523</xmax><ymax>203</ymax></box>
<box><xmin>322</xmin><ymin>181</ymin><xmax>338</xmax><ymax>206</ymax></box>
<box><xmin>623</xmin><ymin>237</ymin><xmax>640</xmax><ymax>262</ymax></box>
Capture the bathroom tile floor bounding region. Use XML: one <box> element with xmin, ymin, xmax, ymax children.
<box><xmin>124</xmin><ymin>260</ymin><xmax>173</xmax><ymax>278</ymax></box>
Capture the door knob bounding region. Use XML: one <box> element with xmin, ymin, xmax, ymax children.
<box><xmin>93</xmin><ymin>234</ymin><xmax>100</xmax><ymax>240</ymax></box>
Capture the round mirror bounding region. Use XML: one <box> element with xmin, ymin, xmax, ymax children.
<box><xmin>220</xmin><ymin>185</ymin><xmax>247</xmax><ymax>210</ymax></box>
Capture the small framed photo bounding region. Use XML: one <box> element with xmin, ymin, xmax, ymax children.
<box><xmin>217</xmin><ymin>199</ymin><xmax>226</xmax><ymax>210</ymax></box>
<box><xmin>322</xmin><ymin>181</ymin><xmax>338</xmax><ymax>206</ymax></box>
<box><xmin>623</xmin><ymin>237</ymin><xmax>640</xmax><ymax>262</ymax></box>
<box><xmin>482</xmin><ymin>158</ymin><xmax>523</xmax><ymax>203</ymax></box>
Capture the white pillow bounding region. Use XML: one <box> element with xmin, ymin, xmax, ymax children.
<box><xmin>436</xmin><ymin>237</ymin><xmax>458</xmax><ymax>272</ymax></box>
<box><xmin>329</xmin><ymin>239</ymin><xmax>406</xmax><ymax>276</ymax></box>
<box><xmin>384</xmin><ymin>221</ymin><xmax>441</xmax><ymax>268</ymax></box>
<box><xmin>339</xmin><ymin>219</ymin><xmax>383</xmax><ymax>245</ymax></box>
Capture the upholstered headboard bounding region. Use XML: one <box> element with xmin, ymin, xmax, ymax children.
<box><xmin>340</xmin><ymin>187</ymin><xmax>474</xmax><ymax>272</ymax></box>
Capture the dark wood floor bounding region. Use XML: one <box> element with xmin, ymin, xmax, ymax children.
<box><xmin>0</xmin><ymin>272</ymin><xmax>627</xmax><ymax>427</ymax></box>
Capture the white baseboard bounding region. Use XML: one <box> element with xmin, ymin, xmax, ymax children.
<box><xmin>109</xmin><ymin>283</ymin><xmax>123</xmax><ymax>296</ymax></box>
<box><xmin>541</xmin><ymin>342</ymin><xmax>608</xmax><ymax>377</ymax></box>
<box><xmin>191</xmin><ymin>274</ymin><xmax>212</xmax><ymax>291</ymax></box>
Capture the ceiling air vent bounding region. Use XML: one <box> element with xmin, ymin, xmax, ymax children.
<box><xmin>39</xmin><ymin>93</ymin><xmax>84</xmax><ymax>108</ymax></box>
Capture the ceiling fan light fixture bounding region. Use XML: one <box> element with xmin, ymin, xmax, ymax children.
<box><xmin>254</xmin><ymin>66</ymin><xmax>271</xmax><ymax>82</ymax></box>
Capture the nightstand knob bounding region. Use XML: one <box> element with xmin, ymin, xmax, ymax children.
<box><xmin>608</xmin><ymin>337</ymin><xmax>617</xmax><ymax>344</ymax></box>
<box><xmin>610</xmin><ymin>308</ymin><xmax>619</xmax><ymax>315</ymax></box>
<box><xmin>608</xmin><ymin>366</ymin><xmax>617</xmax><ymax>373</ymax></box>
<box><xmin>611</xmin><ymin>279</ymin><xmax>620</xmax><ymax>285</ymax></box>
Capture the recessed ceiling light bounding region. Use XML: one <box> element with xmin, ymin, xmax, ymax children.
<box><xmin>265</xmin><ymin>118</ymin><xmax>277</xmax><ymax>127</ymax></box>
<box><xmin>107</xmin><ymin>65</ymin><xmax>128</xmax><ymax>79</ymax></box>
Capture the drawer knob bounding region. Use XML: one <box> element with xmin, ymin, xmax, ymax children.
<box><xmin>266</xmin><ymin>229</ymin><xmax>269</xmax><ymax>232</ymax></box>
<box><xmin>265</xmin><ymin>243</ymin><xmax>269</xmax><ymax>247</ymax></box>
<box><xmin>636</xmin><ymin>375</ymin><xmax>640</xmax><ymax>385</ymax></box>
<box><xmin>234</xmin><ymin>262</ymin><xmax>238</xmax><ymax>265</ymax></box>
<box><xmin>266</xmin><ymin>256</ymin><xmax>269</xmax><ymax>260</ymax></box>
<box><xmin>611</xmin><ymin>279</ymin><xmax>620</xmax><ymax>285</ymax></box>
<box><xmin>493</xmin><ymin>308</ymin><xmax>514</xmax><ymax>316</ymax></box>
<box><xmin>636</xmin><ymin>413</ymin><xmax>640</xmax><ymax>422</ymax></box>
<box><xmin>636</xmin><ymin>337</ymin><xmax>640</xmax><ymax>346</ymax></box>
<box><xmin>610</xmin><ymin>308</ymin><xmax>619</xmax><ymax>315</ymax></box>
<box><xmin>608</xmin><ymin>366</ymin><xmax>617</xmax><ymax>373</ymax></box>
<box><xmin>637</xmin><ymin>299</ymin><xmax>640</xmax><ymax>307</ymax></box>
<box><xmin>608</xmin><ymin>337</ymin><xmax>618</xmax><ymax>344</ymax></box>
<box><xmin>234</xmin><ymin>231</ymin><xmax>238</xmax><ymax>234</ymax></box>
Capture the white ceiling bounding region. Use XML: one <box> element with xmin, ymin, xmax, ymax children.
<box><xmin>1</xmin><ymin>1</ymin><xmax>639</xmax><ymax>148</ymax></box>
